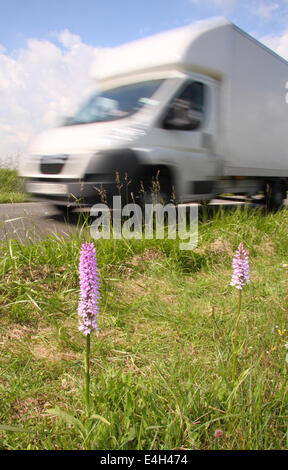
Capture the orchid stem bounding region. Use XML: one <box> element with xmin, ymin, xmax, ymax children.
<box><xmin>232</xmin><ymin>289</ymin><xmax>242</xmax><ymax>383</ymax></box>
<box><xmin>85</xmin><ymin>334</ymin><xmax>91</xmax><ymax>417</ymax></box>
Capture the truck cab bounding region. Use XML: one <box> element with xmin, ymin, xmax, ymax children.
<box><xmin>19</xmin><ymin>72</ymin><xmax>221</xmax><ymax>207</ymax></box>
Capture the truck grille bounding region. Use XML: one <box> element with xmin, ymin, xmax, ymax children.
<box><xmin>40</xmin><ymin>154</ymin><xmax>68</xmax><ymax>174</ymax></box>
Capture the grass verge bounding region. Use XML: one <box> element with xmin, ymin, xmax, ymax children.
<box><xmin>0</xmin><ymin>169</ymin><xmax>29</xmax><ymax>203</ymax></box>
<box><xmin>0</xmin><ymin>206</ymin><xmax>288</xmax><ymax>450</ymax></box>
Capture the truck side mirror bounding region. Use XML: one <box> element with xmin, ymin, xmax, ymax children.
<box><xmin>163</xmin><ymin>99</ymin><xmax>203</xmax><ymax>130</ymax></box>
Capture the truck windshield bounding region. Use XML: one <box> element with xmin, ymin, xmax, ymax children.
<box><xmin>64</xmin><ymin>80</ymin><xmax>164</xmax><ymax>125</ymax></box>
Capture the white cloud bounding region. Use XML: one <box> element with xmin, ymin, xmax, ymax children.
<box><xmin>57</xmin><ymin>29</ymin><xmax>82</xmax><ymax>49</ymax></box>
<box><xmin>189</xmin><ymin>0</ymin><xmax>237</xmax><ymax>12</ymax></box>
<box><xmin>260</xmin><ymin>31</ymin><xmax>288</xmax><ymax>60</ymax></box>
<box><xmin>255</xmin><ymin>2</ymin><xmax>279</xmax><ymax>20</ymax></box>
<box><xmin>0</xmin><ymin>30</ymin><xmax>101</xmax><ymax>159</ymax></box>
<box><xmin>189</xmin><ymin>0</ymin><xmax>284</xmax><ymax>19</ymax></box>
<box><xmin>208</xmin><ymin>0</ymin><xmax>236</xmax><ymax>7</ymax></box>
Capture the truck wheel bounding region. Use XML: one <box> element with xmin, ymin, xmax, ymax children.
<box><xmin>265</xmin><ymin>180</ymin><xmax>287</xmax><ymax>211</ymax></box>
<box><xmin>138</xmin><ymin>176</ymin><xmax>173</xmax><ymax>207</ymax></box>
<box><xmin>54</xmin><ymin>205</ymin><xmax>74</xmax><ymax>216</ymax></box>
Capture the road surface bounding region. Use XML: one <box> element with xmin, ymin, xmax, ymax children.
<box><xmin>0</xmin><ymin>202</ymin><xmax>80</xmax><ymax>242</ymax></box>
<box><xmin>0</xmin><ymin>199</ymin><xmax>258</xmax><ymax>243</ymax></box>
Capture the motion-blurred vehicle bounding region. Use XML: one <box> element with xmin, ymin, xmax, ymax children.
<box><xmin>19</xmin><ymin>17</ymin><xmax>288</xmax><ymax>210</ymax></box>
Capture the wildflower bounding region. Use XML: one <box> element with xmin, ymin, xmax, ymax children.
<box><xmin>214</xmin><ymin>429</ymin><xmax>224</xmax><ymax>439</ymax></box>
<box><xmin>230</xmin><ymin>242</ymin><xmax>250</xmax><ymax>383</ymax></box>
<box><xmin>230</xmin><ymin>242</ymin><xmax>250</xmax><ymax>290</ymax></box>
<box><xmin>78</xmin><ymin>242</ymin><xmax>100</xmax><ymax>335</ymax></box>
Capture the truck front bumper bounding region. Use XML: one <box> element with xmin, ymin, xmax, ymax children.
<box><xmin>25</xmin><ymin>178</ymin><xmax>117</xmax><ymax>206</ymax></box>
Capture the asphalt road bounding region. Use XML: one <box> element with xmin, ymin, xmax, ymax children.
<box><xmin>0</xmin><ymin>198</ymin><xmax>255</xmax><ymax>243</ymax></box>
<box><xmin>0</xmin><ymin>202</ymin><xmax>80</xmax><ymax>242</ymax></box>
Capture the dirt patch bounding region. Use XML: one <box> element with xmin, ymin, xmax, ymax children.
<box><xmin>115</xmin><ymin>249</ymin><xmax>165</xmax><ymax>277</ymax></box>
<box><xmin>115</xmin><ymin>275</ymin><xmax>177</xmax><ymax>304</ymax></box>
<box><xmin>256</xmin><ymin>241</ymin><xmax>275</xmax><ymax>255</ymax></box>
<box><xmin>161</xmin><ymin>293</ymin><xmax>177</xmax><ymax>305</ymax></box>
<box><xmin>99</xmin><ymin>326</ymin><xmax>126</xmax><ymax>344</ymax></box>
<box><xmin>12</xmin><ymin>396</ymin><xmax>51</xmax><ymax>420</ymax></box>
<box><xmin>0</xmin><ymin>322</ymin><xmax>79</xmax><ymax>363</ymax></box>
<box><xmin>0</xmin><ymin>323</ymin><xmax>35</xmax><ymax>343</ymax></box>
<box><xmin>127</xmin><ymin>249</ymin><xmax>165</xmax><ymax>265</ymax></box>
<box><xmin>4</xmin><ymin>264</ymin><xmax>67</xmax><ymax>283</ymax></box>
<box><xmin>208</xmin><ymin>239</ymin><xmax>232</xmax><ymax>256</ymax></box>
<box><xmin>151</xmin><ymin>277</ymin><xmax>178</xmax><ymax>304</ymax></box>
<box><xmin>116</xmin><ymin>277</ymin><xmax>151</xmax><ymax>300</ymax></box>
<box><xmin>194</xmin><ymin>239</ymin><xmax>233</xmax><ymax>257</ymax></box>
<box><xmin>31</xmin><ymin>339</ymin><xmax>78</xmax><ymax>362</ymax></box>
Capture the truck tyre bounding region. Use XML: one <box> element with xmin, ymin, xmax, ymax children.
<box><xmin>265</xmin><ymin>180</ymin><xmax>287</xmax><ymax>211</ymax></box>
<box><xmin>54</xmin><ymin>204</ymin><xmax>74</xmax><ymax>217</ymax></box>
<box><xmin>138</xmin><ymin>176</ymin><xmax>173</xmax><ymax>208</ymax></box>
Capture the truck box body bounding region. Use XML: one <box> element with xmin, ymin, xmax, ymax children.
<box><xmin>223</xmin><ymin>27</ymin><xmax>288</xmax><ymax>176</ymax></box>
<box><xmin>92</xmin><ymin>17</ymin><xmax>288</xmax><ymax>176</ymax></box>
<box><xmin>19</xmin><ymin>17</ymin><xmax>288</xmax><ymax>207</ymax></box>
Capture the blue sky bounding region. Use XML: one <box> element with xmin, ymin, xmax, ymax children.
<box><xmin>1</xmin><ymin>0</ymin><xmax>288</xmax><ymax>52</ymax></box>
<box><xmin>1</xmin><ymin>0</ymin><xmax>288</xmax><ymax>156</ymax></box>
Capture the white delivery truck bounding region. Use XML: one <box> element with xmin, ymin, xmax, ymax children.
<box><xmin>19</xmin><ymin>17</ymin><xmax>288</xmax><ymax>210</ymax></box>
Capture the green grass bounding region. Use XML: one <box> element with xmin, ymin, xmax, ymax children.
<box><xmin>0</xmin><ymin>169</ymin><xmax>29</xmax><ymax>203</ymax></box>
<box><xmin>0</xmin><ymin>206</ymin><xmax>288</xmax><ymax>450</ymax></box>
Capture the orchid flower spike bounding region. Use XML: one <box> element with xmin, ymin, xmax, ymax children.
<box><xmin>230</xmin><ymin>242</ymin><xmax>250</xmax><ymax>290</ymax></box>
<box><xmin>78</xmin><ymin>242</ymin><xmax>100</xmax><ymax>335</ymax></box>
